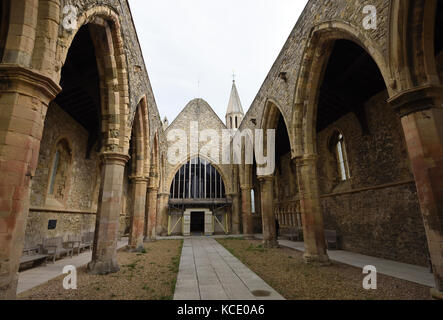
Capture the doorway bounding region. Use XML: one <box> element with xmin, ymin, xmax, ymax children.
<box><xmin>191</xmin><ymin>212</ymin><xmax>205</xmax><ymax>234</ymax></box>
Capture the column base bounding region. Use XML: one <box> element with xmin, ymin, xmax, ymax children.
<box><xmin>144</xmin><ymin>237</ymin><xmax>157</xmax><ymax>243</ymax></box>
<box><xmin>0</xmin><ymin>273</ymin><xmax>18</xmax><ymax>300</ymax></box>
<box><xmin>303</xmin><ymin>252</ymin><xmax>330</xmax><ymax>266</ymax></box>
<box><xmin>263</xmin><ymin>239</ymin><xmax>279</xmax><ymax>248</ymax></box>
<box><xmin>243</xmin><ymin>234</ymin><xmax>255</xmax><ymax>240</ymax></box>
<box><xmin>87</xmin><ymin>259</ymin><xmax>120</xmax><ymax>275</ymax></box>
<box><xmin>431</xmin><ymin>288</ymin><xmax>443</xmax><ymax>300</ymax></box>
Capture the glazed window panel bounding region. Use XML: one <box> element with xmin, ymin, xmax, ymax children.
<box><xmin>331</xmin><ymin>132</ymin><xmax>350</xmax><ymax>181</ymax></box>
<box><xmin>251</xmin><ymin>189</ymin><xmax>255</xmax><ymax>213</ymax></box>
<box><xmin>170</xmin><ymin>157</ymin><xmax>226</xmax><ymax>199</ymax></box>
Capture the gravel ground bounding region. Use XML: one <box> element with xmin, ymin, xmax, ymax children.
<box><xmin>217</xmin><ymin>239</ymin><xmax>432</xmax><ymax>300</ymax></box>
<box><xmin>19</xmin><ymin>240</ymin><xmax>183</xmax><ymax>300</ymax></box>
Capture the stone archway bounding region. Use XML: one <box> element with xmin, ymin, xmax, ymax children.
<box><xmin>54</xmin><ymin>16</ymin><xmax>130</xmax><ymax>275</ymax></box>
<box><xmin>37</xmin><ymin>12</ymin><xmax>130</xmax><ymax>276</ymax></box>
<box><xmin>389</xmin><ymin>0</ymin><xmax>443</xmax><ymax>298</ymax></box>
<box><xmin>258</xmin><ymin>100</ymin><xmax>293</xmax><ymax>248</ymax></box>
<box><xmin>127</xmin><ymin>97</ymin><xmax>149</xmax><ymax>251</ymax></box>
<box><xmin>293</xmin><ymin>22</ymin><xmax>391</xmax><ymax>158</ymax></box>
<box><xmin>291</xmin><ymin>22</ymin><xmax>391</xmax><ymax>265</ymax></box>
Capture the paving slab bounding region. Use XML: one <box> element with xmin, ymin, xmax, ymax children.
<box><xmin>174</xmin><ymin>237</ymin><xmax>284</xmax><ymax>300</ymax></box>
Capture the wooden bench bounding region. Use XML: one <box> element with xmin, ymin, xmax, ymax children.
<box><xmin>324</xmin><ymin>229</ymin><xmax>340</xmax><ymax>250</ymax></box>
<box><xmin>22</xmin><ymin>246</ymin><xmax>40</xmax><ymax>256</ymax></box>
<box><xmin>80</xmin><ymin>232</ymin><xmax>94</xmax><ymax>252</ymax></box>
<box><xmin>42</xmin><ymin>237</ymin><xmax>74</xmax><ymax>263</ymax></box>
<box><xmin>19</xmin><ymin>246</ymin><xmax>48</xmax><ymax>270</ymax></box>
<box><xmin>284</xmin><ymin>227</ymin><xmax>303</xmax><ymax>241</ymax></box>
<box><xmin>19</xmin><ymin>254</ymin><xmax>48</xmax><ymax>269</ymax></box>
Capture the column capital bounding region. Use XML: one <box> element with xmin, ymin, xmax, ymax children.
<box><xmin>257</xmin><ymin>175</ymin><xmax>274</xmax><ymax>182</ymax></box>
<box><xmin>147</xmin><ymin>186</ymin><xmax>159</xmax><ymax>192</ymax></box>
<box><xmin>388</xmin><ymin>85</ymin><xmax>443</xmax><ymax>117</ymax></box>
<box><xmin>130</xmin><ymin>176</ymin><xmax>149</xmax><ymax>183</ymax></box>
<box><xmin>157</xmin><ymin>192</ymin><xmax>170</xmax><ymax>199</ymax></box>
<box><xmin>240</xmin><ymin>185</ymin><xmax>252</xmax><ymax>191</ymax></box>
<box><xmin>0</xmin><ymin>64</ymin><xmax>61</xmax><ymax>101</ymax></box>
<box><xmin>100</xmin><ymin>152</ymin><xmax>130</xmax><ymax>166</ymax></box>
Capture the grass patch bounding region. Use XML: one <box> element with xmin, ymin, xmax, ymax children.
<box><xmin>19</xmin><ymin>240</ymin><xmax>184</xmax><ymax>301</ymax></box>
<box><xmin>216</xmin><ymin>239</ymin><xmax>431</xmax><ymax>300</ymax></box>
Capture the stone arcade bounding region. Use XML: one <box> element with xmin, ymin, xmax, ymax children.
<box><xmin>0</xmin><ymin>0</ymin><xmax>442</xmax><ymax>300</ymax></box>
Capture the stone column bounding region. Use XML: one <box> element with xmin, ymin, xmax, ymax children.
<box><xmin>145</xmin><ymin>186</ymin><xmax>159</xmax><ymax>241</ymax></box>
<box><xmin>128</xmin><ymin>177</ymin><xmax>148</xmax><ymax>252</ymax></box>
<box><xmin>259</xmin><ymin>176</ymin><xmax>278</xmax><ymax>248</ymax></box>
<box><xmin>294</xmin><ymin>156</ymin><xmax>329</xmax><ymax>264</ymax></box>
<box><xmin>88</xmin><ymin>153</ymin><xmax>129</xmax><ymax>275</ymax></box>
<box><xmin>156</xmin><ymin>192</ymin><xmax>169</xmax><ymax>236</ymax></box>
<box><xmin>390</xmin><ymin>86</ymin><xmax>443</xmax><ymax>299</ymax></box>
<box><xmin>240</xmin><ymin>185</ymin><xmax>253</xmax><ymax>238</ymax></box>
<box><xmin>229</xmin><ymin>193</ymin><xmax>241</xmax><ymax>234</ymax></box>
<box><xmin>0</xmin><ymin>66</ymin><xmax>60</xmax><ymax>299</ymax></box>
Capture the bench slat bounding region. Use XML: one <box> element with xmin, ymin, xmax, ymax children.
<box><xmin>20</xmin><ymin>254</ymin><xmax>47</xmax><ymax>264</ymax></box>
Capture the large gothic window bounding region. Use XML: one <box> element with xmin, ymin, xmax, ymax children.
<box><xmin>170</xmin><ymin>157</ymin><xmax>226</xmax><ymax>199</ymax></box>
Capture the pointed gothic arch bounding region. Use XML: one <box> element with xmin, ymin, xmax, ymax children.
<box><xmin>129</xmin><ymin>97</ymin><xmax>150</xmax><ymax>177</ymax></box>
<box><xmin>293</xmin><ymin>21</ymin><xmax>391</xmax><ymax>157</ymax></box>
<box><xmin>0</xmin><ymin>0</ymin><xmax>10</xmax><ymax>62</ymax></box>
<box><xmin>389</xmin><ymin>0</ymin><xmax>441</xmax><ymax>90</ymax></box>
<box><xmin>169</xmin><ymin>156</ymin><xmax>227</xmax><ymax>200</ymax></box>
<box><xmin>54</xmin><ymin>7</ymin><xmax>130</xmax><ymax>155</ymax></box>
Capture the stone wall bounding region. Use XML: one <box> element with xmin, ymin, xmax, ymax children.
<box><xmin>26</xmin><ymin>102</ymin><xmax>99</xmax><ymax>247</ymax></box>
<box><xmin>162</xmin><ymin>99</ymin><xmax>233</xmax><ymax>235</ymax></box>
<box><xmin>317</xmin><ymin>92</ymin><xmax>428</xmax><ymax>266</ymax></box>
<box><xmin>25</xmin><ymin>211</ymin><xmax>95</xmax><ymax>249</ymax></box>
<box><xmin>163</xmin><ymin>98</ymin><xmax>233</xmax><ymax>194</ymax></box>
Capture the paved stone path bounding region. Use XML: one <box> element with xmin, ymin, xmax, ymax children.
<box><xmin>17</xmin><ymin>238</ymin><xmax>128</xmax><ymax>295</ymax></box>
<box><xmin>254</xmin><ymin>235</ymin><xmax>434</xmax><ymax>287</ymax></box>
<box><xmin>174</xmin><ymin>237</ymin><xmax>284</xmax><ymax>300</ymax></box>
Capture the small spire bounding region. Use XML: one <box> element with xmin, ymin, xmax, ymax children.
<box><xmin>226</xmin><ymin>79</ymin><xmax>244</xmax><ymax>116</ymax></box>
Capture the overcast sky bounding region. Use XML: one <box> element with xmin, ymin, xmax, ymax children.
<box><xmin>128</xmin><ymin>0</ymin><xmax>308</xmax><ymax>124</ymax></box>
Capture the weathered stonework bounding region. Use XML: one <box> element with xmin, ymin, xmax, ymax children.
<box><xmin>233</xmin><ymin>0</ymin><xmax>443</xmax><ymax>295</ymax></box>
<box><xmin>0</xmin><ymin>0</ymin><xmax>164</xmax><ymax>298</ymax></box>
<box><xmin>1</xmin><ymin>0</ymin><xmax>443</xmax><ymax>300</ymax></box>
<box><xmin>30</xmin><ymin>103</ymin><xmax>100</xmax><ymax>210</ymax></box>
<box><xmin>161</xmin><ymin>99</ymin><xmax>234</xmax><ymax>235</ymax></box>
<box><xmin>316</xmin><ymin>92</ymin><xmax>427</xmax><ymax>266</ymax></box>
<box><xmin>163</xmin><ymin>99</ymin><xmax>232</xmax><ymax>192</ymax></box>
